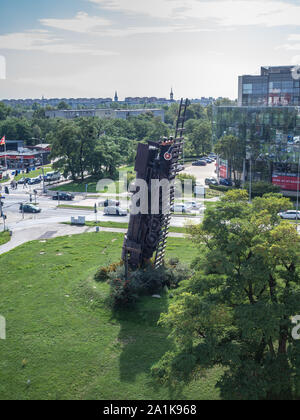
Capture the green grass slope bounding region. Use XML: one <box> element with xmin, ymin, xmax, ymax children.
<box><xmin>0</xmin><ymin>232</ymin><xmax>221</xmax><ymax>400</ymax></box>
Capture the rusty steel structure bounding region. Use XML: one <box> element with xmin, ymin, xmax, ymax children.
<box><xmin>122</xmin><ymin>98</ymin><xmax>188</xmax><ymax>270</ymax></box>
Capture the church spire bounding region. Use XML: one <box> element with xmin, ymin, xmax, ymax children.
<box><xmin>170</xmin><ymin>87</ymin><xmax>174</xmax><ymax>101</ymax></box>
<box><xmin>114</xmin><ymin>91</ymin><xmax>119</xmax><ymax>102</ymax></box>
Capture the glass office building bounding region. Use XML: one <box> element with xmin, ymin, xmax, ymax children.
<box><xmin>238</xmin><ymin>66</ymin><xmax>300</xmax><ymax>107</ymax></box>
<box><xmin>213</xmin><ymin>106</ymin><xmax>300</xmax><ymax>191</ymax></box>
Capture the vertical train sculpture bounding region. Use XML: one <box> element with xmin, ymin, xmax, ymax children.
<box><xmin>122</xmin><ymin>98</ymin><xmax>188</xmax><ymax>270</ymax></box>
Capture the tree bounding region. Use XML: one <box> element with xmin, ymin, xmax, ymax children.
<box><xmin>57</xmin><ymin>101</ymin><xmax>70</xmax><ymax>110</ymax></box>
<box><xmin>0</xmin><ymin>117</ymin><xmax>33</xmax><ymax>144</ymax></box>
<box><xmin>49</xmin><ymin>120</ymin><xmax>82</xmax><ymax>180</ymax></box>
<box><xmin>187</xmin><ymin>119</ymin><xmax>212</xmax><ymax>156</ymax></box>
<box><xmin>153</xmin><ymin>190</ymin><xmax>300</xmax><ymax>400</ymax></box>
<box><xmin>0</xmin><ymin>102</ymin><xmax>11</xmax><ymax>120</ymax></box>
<box><xmin>215</xmin><ymin>134</ymin><xmax>245</xmax><ymax>184</ymax></box>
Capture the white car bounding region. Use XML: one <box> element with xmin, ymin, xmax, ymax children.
<box><xmin>185</xmin><ymin>201</ymin><xmax>201</xmax><ymax>210</ymax></box>
<box><xmin>171</xmin><ymin>204</ymin><xmax>191</xmax><ymax>214</ymax></box>
<box><xmin>104</xmin><ymin>206</ymin><xmax>127</xmax><ymax>216</ymax></box>
<box><xmin>278</xmin><ymin>210</ymin><xmax>300</xmax><ymax>220</ymax></box>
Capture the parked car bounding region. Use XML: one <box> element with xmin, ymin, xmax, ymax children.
<box><xmin>185</xmin><ymin>201</ymin><xmax>202</xmax><ymax>210</ymax></box>
<box><xmin>28</xmin><ymin>177</ymin><xmax>41</xmax><ymax>185</ymax></box>
<box><xmin>52</xmin><ymin>192</ymin><xmax>74</xmax><ymax>201</ymax></box>
<box><xmin>278</xmin><ymin>210</ymin><xmax>300</xmax><ymax>220</ymax></box>
<box><xmin>192</xmin><ymin>160</ymin><xmax>207</xmax><ymax>166</ymax></box>
<box><xmin>103</xmin><ymin>199</ymin><xmax>120</xmax><ymax>207</ymax></box>
<box><xmin>205</xmin><ymin>177</ymin><xmax>219</xmax><ymax>186</ymax></box>
<box><xmin>17</xmin><ymin>177</ymin><xmax>28</xmax><ymax>185</ymax></box>
<box><xmin>204</xmin><ymin>158</ymin><xmax>213</xmax><ymax>163</ymax></box>
<box><xmin>19</xmin><ymin>203</ymin><xmax>41</xmax><ymax>213</ymax></box>
<box><xmin>219</xmin><ymin>178</ymin><xmax>233</xmax><ymax>187</ymax></box>
<box><xmin>171</xmin><ymin>204</ymin><xmax>191</xmax><ymax>214</ymax></box>
<box><xmin>104</xmin><ymin>206</ymin><xmax>127</xmax><ymax>216</ymax></box>
<box><xmin>177</xmin><ymin>164</ymin><xmax>185</xmax><ymax>172</ymax></box>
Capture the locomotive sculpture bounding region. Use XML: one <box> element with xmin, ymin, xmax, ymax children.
<box><xmin>122</xmin><ymin>98</ymin><xmax>188</xmax><ymax>270</ymax></box>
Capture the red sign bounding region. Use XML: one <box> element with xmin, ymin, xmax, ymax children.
<box><xmin>0</xmin><ymin>155</ymin><xmax>35</xmax><ymax>160</ymax></box>
<box><xmin>272</xmin><ymin>174</ymin><xmax>300</xmax><ymax>191</ymax></box>
<box><xmin>219</xmin><ymin>165</ymin><xmax>227</xmax><ymax>179</ymax></box>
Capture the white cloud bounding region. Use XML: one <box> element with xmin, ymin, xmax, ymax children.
<box><xmin>288</xmin><ymin>34</ymin><xmax>300</xmax><ymax>42</ymax></box>
<box><xmin>39</xmin><ymin>11</ymin><xmax>215</xmax><ymax>37</ymax></box>
<box><xmin>91</xmin><ymin>24</ymin><xmax>214</xmax><ymax>37</ymax></box>
<box><xmin>281</xmin><ymin>43</ymin><xmax>300</xmax><ymax>51</ymax></box>
<box><xmin>291</xmin><ymin>55</ymin><xmax>300</xmax><ymax>65</ymax></box>
<box><xmin>0</xmin><ymin>30</ymin><xmax>118</xmax><ymax>56</ymax></box>
<box><xmin>40</xmin><ymin>11</ymin><xmax>111</xmax><ymax>33</ymax></box>
<box><xmin>90</xmin><ymin>0</ymin><xmax>300</xmax><ymax>27</ymax></box>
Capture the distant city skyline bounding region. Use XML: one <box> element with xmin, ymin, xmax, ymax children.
<box><xmin>1</xmin><ymin>0</ymin><xmax>300</xmax><ymax>100</ymax></box>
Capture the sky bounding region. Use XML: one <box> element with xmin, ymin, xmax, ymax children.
<box><xmin>1</xmin><ymin>0</ymin><xmax>300</xmax><ymax>100</ymax></box>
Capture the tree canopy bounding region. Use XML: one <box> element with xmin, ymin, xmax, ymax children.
<box><xmin>153</xmin><ymin>190</ymin><xmax>300</xmax><ymax>400</ymax></box>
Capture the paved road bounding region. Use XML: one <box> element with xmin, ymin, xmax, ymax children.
<box><xmin>183</xmin><ymin>161</ymin><xmax>217</xmax><ymax>184</ymax></box>
<box><xmin>0</xmin><ymin>184</ymin><xmax>202</xmax><ymax>243</ymax></box>
<box><xmin>0</xmin><ymin>166</ymin><xmax>214</xmax><ymax>252</ymax></box>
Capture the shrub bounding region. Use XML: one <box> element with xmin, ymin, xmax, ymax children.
<box><xmin>209</xmin><ymin>184</ymin><xmax>232</xmax><ymax>192</ymax></box>
<box><xmin>103</xmin><ymin>261</ymin><xmax>192</xmax><ymax>309</ymax></box>
<box><xmin>108</xmin><ymin>267</ymin><xmax>138</xmax><ymax>308</ymax></box>
<box><xmin>94</xmin><ymin>261</ymin><xmax>123</xmax><ymax>282</ymax></box>
<box><xmin>177</xmin><ymin>173</ymin><xmax>197</xmax><ymax>190</ymax></box>
<box><xmin>244</xmin><ymin>181</ymin><xmax>281</xmax><ymax>197</ymax></box>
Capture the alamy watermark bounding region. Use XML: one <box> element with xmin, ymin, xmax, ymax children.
<box><xmin>292</xmin><ymin>316</ymin><xmax>300</xmax><ymax>340</ymax></box>
<box><xmin>0</xmin><ymin>55</ymin><xmax>6</xmax><ymax>80</ymax></box>
<box><xmin>0</xmin><ymin>315</ymin><xmax>6</xmax><ymax>340</ymax></box>
<box><xmin>96</xmin><ymin>171</ymin><xmax>198</xmax><ymax>216</ymax></box>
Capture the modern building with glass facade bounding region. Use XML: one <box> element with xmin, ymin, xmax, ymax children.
<box><xmin>238</xmin><ymin>66</ymin><xmax>300</xmax><ymax>107</ymax></box>
<box><xmin>213</xmin><ymin>106</ymin><xmax>300</xmax><ymax>191</ymax></box>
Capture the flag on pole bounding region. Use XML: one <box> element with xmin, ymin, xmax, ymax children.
<box><xmin>0</xmin><ymin>136</ymin><xmax>5</xmax><ymax>146</ymax></box>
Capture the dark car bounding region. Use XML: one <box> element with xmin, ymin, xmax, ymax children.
<box><xmin>18</xmin><ymin>177</ymin><xmax>28</xmax><ymax>185</ymax></box>
<box><xmin>19</xmin><ymin>203</ymin><xmax>41</xmax><ymax>213</ymax></box>
<box><xmin>205</xmin><ymin>177</ymin><xmax>219</xmax><ymax>186</ymax></box>
<box><xmin>52</xmin><ymin>192</ymin><xmax>74</xmax><ymax>201</ymax></box>
<box><xmin>28</xmin><ymin>177</ymin><xmax>41</xmax><ymax>185</ymax></box>
<box><xmin>219</xmin><ymin>178</ymin><xmax>233</xmax><ymax>187</ymax></box>
<box><xmin>192</xmin><ymin>160</ymin><xmax>207</xmax><ymax>167</ymax></box>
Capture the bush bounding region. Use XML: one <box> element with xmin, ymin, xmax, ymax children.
<box><xmin>177</xmin><ymin>173</ymin><xmax>196</xmax><ymax>190</ymax></box>
<box><xmin>209</xmin><ymin>184</ymin><xmax>232</xmax><ymax>192</ymax></box>
<box><xmin>109</xmin><ymin>267</ymin><xmax>138</xmax><ymax>308</ymax></box>
<box><xmin>244</xmin><ymin>181</ymin><xmax>281</xmax><ymax>197</ymax></box>
<box><xmin>94</xmin><ymin>261</ymin><xmax>123</xmax><ymax>282</ymax></box>
<box><xmin>126</xmin><ymin>172</ymin><xmax>136</xmax><ymax>188</ymax></box>
<box><xmin>103</xmin><ymin>261</ymin><xmax>192</xmax><ymax>309</ymax></box>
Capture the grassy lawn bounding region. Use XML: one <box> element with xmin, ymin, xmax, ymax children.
<box><xmin>14</xmin><ymin>166</ymin><xmax>53</xmax><ymax>181</ymax></box>
<box><xmin>57</xmin><ymin>204</ymin><xmax>96</xmax><ymax>211</ymax></box>
<box><xmin>0</xmin><ymin>231</ymin><xmax>10</xmax><ymax>246</ymax></box>
<box><xmin>63</xmin><ymin>221</ymin><xmax>189</xmax><ymax>234</ymax></box>
<box><xmin>52</xmin><ymin>180</ymin><xmax>99</xmax><ymax>193</ymax></box>
<box><xmin>0</xmin><ymin>232</ymin><xmax>221</xmax><ymax>400</ymax></box>
<box><xmin>51</xmin><ymin>178</ymin><xmax>125</xmax><ymax>194</ymax></box>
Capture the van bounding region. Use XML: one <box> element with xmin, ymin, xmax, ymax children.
<box><xmin>45</xmin><ymin>171</ymin><xmax>61</xmax><ymax>182</ymax></box>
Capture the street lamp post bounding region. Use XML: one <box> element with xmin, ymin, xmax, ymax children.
<box><xmin>296</xmin><ymin>153</ymin><xmax>300</xmax><ymax>230</ymax></box>
<box><xmin>249</xmin><ymin>157</ymin><xmax>252</xmax><ymax>203</ymax></box>
<box><xmin>31</xmin><ymin>137</ymin><xmax>46</xmax><ymax>193</ymax></box>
